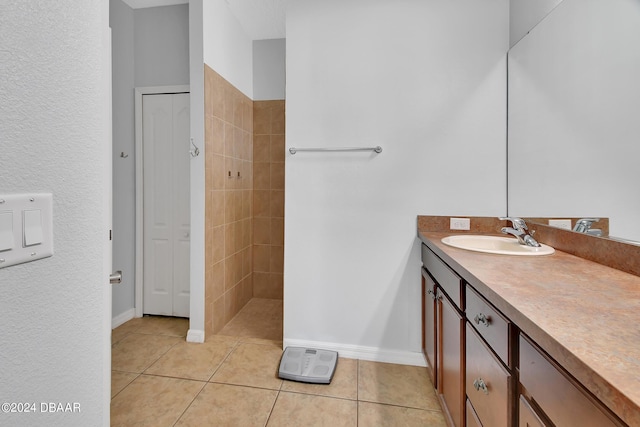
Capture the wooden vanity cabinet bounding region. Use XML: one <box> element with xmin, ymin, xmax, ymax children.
<box><xmin>422</xmin><ymin>268</ymin><xmax>437</xmax><ymax>384</ymax></box>
<box><xmin>420</xmin><ymin>241</ymin><xmax>628</xmax><ymax>427</ymax></box>
<box><xmin>422</xmin><ymin>245</ymin><xmax>465</xmax><ymax>427</ymax></box>
<box><xmin>519</xmin><ymin>334</ymin><xmax>624</xmax><ymax>427</ymax></box>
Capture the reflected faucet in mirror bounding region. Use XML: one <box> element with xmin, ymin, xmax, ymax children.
<box><xmin>500</xmin><ymin>217</ymin><xmax>541</xmax><ymax>247</ymax></box>
<box><xmin>573</xmin><ymin>218</ymin><xmax>602</xmax><ymax>237</ymax></box>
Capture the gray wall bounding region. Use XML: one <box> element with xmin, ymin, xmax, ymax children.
<box><xmin>134</xmin><ymin>4</ymin><xmax>190</xmax><ymax>87</ymax></box>
<box><xmin>253</xmin><ymin>38</ymin><xmax>286</xmax><ymax>100</ymax></box>
<box><xmin>110</xmin><ymin>0</ymin><xmax>190</xmax><ymax>322</ymax></box>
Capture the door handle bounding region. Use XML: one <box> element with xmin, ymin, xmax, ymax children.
<box><xmin>110</xmin><ymin>270</ymin><xmax>122</xmax><ymax>284</ymax></box>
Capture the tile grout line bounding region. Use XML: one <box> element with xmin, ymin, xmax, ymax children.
<box><xmin>171</xmin><ymin>379</ymin><xmax>207</xmax><ymax>427</ymax></box>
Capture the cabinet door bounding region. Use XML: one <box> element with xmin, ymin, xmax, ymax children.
<box><xmin>438</xmin><ymin>292</ymin><xmax>465</xmax><ymax>427</ymax></box>
<box><xmin>422</xmin><ymin>269</ymin><xmax>437</xmax><ymax>385</ymax></box>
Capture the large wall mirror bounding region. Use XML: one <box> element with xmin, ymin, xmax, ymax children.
<box><xmin>508</xmin><ymin>0</ymin><xmax>640</xmax><ymax>243</ymax></box>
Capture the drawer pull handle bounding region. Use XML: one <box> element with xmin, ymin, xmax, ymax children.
<box><xmin>473</xmin><ymin>378</ymin><xmax>489</xmax><ymax>395</ymax></box>
<box><xmin>474</xmin><ymin>313</ymin><xmax>491</xmax><ymax>327</ymax></box>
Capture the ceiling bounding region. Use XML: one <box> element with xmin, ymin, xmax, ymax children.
<box><xmin>122</xmin><ymin>0</ymin><xmax>287</xmax><ymax>40</ymax></box>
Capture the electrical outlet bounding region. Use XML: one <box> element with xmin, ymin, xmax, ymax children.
<box><xmin>549</xmin><ymin>219</ymin><xmax>572</xmax><ymax>230</ymax></box>
<box><xmin>450</xmin><ymin>217</ymin><xmax>470</xmax><ymax>231</ymax></box>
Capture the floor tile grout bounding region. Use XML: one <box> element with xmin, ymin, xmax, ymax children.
<box><xmin>111</xmin><ymin>300</ymin><xmax>445</xmax><ymax>426</ymax></box>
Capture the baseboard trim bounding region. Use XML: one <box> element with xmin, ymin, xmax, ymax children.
<box><xmin>283</xmin><ymin>338</ymin><xmax>427</xmax><ymax>367</ymax></box>
<box><xmin>186</xmin><ymin>329</ymin><xmax>205</xmax><ymax>343</ymax></box>
<box><xmin>111</xmin><ymin>308</ymin><xmax>135</xmax><ymax>329</ymax></box>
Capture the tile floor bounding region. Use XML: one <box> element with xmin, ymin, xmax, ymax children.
<box><xmin>111</xmin><ymin>298</ymin><xmax>446</xmax><ymax>426</ymax></box>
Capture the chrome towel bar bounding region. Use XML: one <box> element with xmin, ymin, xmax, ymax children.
<box><xmin>289</xmin><ymin>146</ymin><xmax>382</xmax><ymax>155</ymax></box>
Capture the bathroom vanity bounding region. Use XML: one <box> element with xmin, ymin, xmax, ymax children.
<box><xmin>418</xmin><ymin>218</ymin><xmax>640</xmax><ymax>427</ymax></box>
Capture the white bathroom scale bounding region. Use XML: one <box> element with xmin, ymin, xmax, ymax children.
<box><xmin>278</xmin><ymin>347</ymin><xmax>338</xmax><ymax>384</ymax></box>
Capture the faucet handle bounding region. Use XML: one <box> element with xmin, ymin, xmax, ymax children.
<box><xmin>499</xmin><ymin>217</ymin><xmax>528</xmax><ymax>231</ymax></box>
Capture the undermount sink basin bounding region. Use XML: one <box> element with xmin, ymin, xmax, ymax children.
<box><xmin>441</xmin><ymin>235</ymin><xmax>555</xmax><ymax>256</ymax></box>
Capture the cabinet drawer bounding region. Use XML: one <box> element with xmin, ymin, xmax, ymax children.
<box><xmin>466</xmin><ymin>399</ymin><xmax>483</xmax><ymax>427</ymax></box>
<box><xmin>466</xmin><ymin>323</ymin><xmax>511</xmax><ymax>427</ymax></box>
<box><xmin>421</xmin><ymin>244</ymin><xmax>463</xmax><ymax>309</ymax></box>
<box><xmin>466</xmin><ymin>284</ymin><xmax>510</xmax><ymax>366</ymax></box>
<box><xmin>519</xmin><ymin>334</ymin><xmax>622</xmax><ymax>427</ymax></box>
<box><xmin>519</xmin><ymin>395</ymin><xmax>548</xmax><ymax>427</ymax></box>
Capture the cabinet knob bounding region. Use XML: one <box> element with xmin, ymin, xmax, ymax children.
<box><xmin>474</xmin><ymin>313</ymin><xmax>491</xmax><ymax>327</ymax></box>
<box><xmin>427</xmin><ymin>289</ymin><xmax>437</xmax><ymax>300</ymax></box>
<box><xmin>473</xmin><ymin>378</ymin><xmax>489</xmax><ymax>395</ymax></box>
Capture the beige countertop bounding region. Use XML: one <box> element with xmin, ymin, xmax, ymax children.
<box><xmin>419</xmin><ymin>230</ymin><xmax>640</xmax><ymax>426</ymax></box>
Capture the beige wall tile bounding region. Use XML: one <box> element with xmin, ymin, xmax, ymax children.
<box><xmin>271</xmin><ymin>134</ymin><xmax>286</xmax><ymax>163</ymax></box>
<box><xmin>253</xmin><ymin>245</ymin><xmax>270</xmax><ymax>273</ymax></box>
<box><xmin>254</xmin><ymin>162</ymin><xmax>270</xmax><ymax>190</ymax></box>
<box><xmin>210</xmin><ymin>260</ymin><xmax>225</xmax><ymax>300</ymax></box>
<box><xmin>254</xmin><ymin>134</ymin><xmax>270</xmax><ymax>162</ymax></box>
<box><xmin>211</xmin><ymin>117</ymin><xmax>225</xmax><ymax>155</ymax></box>
<box><xmin>253</xmin><ymin>217</ymin><xmax>271</xmax><ymax>244</ymax></box>
<box><xmin>270</xmin><ymin>162</ymin><xmax>285</xmax><ymax>190</ymax></box>
<box><xmin>253</xmin><ymin>102</ymin><xmax>270</xmax><ymax>135</ymax></box>
<box><xmin>271</xmin><ymin>218</ymin><xmax>284</xmax><ymax>246</ymax></box>
<box><xmin>270</xmin><ymin>245</ymin><xmax>284</xmax><ymax>274</ymax></box>
<box><xmin>209</xmin><ymin>190</ymin><xmax>225</xmax><ymax>227</ymax></box>
<box><xmin>271</xmin><ymin>102</ymin><xmax>285</xmax><ymax>135</ymax></box>
<box><xmin>210</xmin><ymin>225</ymin><xmax>225</xmax><ymax>264</ymax></box>
<box><xmin>271</xmin><ymin>190</ymin><xmax>284</xmax><ymax>217</ymax></box>
<box><xmin>253</xmin><ymin>190</ymin><xmax>270</xmax><ymax>217</ymax></box>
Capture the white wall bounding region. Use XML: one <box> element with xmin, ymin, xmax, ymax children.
<box><xmin>110</xmin><ymin>0</ymin><xmax>190</xmax><ymax>323</ymax></box>
<box><xmin>0</xmin><ymin>1</ymin><xmax>110</xmax><ymax>425</ymax></box>
<box><xmin>253</xmin><ymin>38</ymin><xmax>286</xmax><ymax>101</ymax></box>
<box><xmin>509</xmin><ymin>0</ymin><xmax>563</xmax><ymax>47</ymax></box>
<box><xmin>202</xmin><ymin>0</ymin><xmax>254</xmax><ymax>98</ymax></box>
<box><xmin>285</xmin><ymin>0</ymin><xmax>509</xmax><ymax>364</ymax></box>
<box><xmin>508</xmin><ymin>0</ymin><xmax>640</xmax><ymax>242</ymax></box>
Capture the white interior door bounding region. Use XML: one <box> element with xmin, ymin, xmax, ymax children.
<box><xmin>142</xmin><ymin>92</ymin><xmax>190</xmax><ymax>317</ymax></box>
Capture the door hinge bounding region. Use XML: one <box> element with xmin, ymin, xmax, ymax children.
<box><xmin>109</xmin><ymin>229</ymin><xmax>112</xmax><ymax>241</ymax></box>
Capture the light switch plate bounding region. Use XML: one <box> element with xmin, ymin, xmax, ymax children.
<box><xmin>0</xmin><ymin>211</ymin><xmax>14</xmax><ymax>252</ymax></box>
<box><xmin>0</xmin><ymin>194</ymin><xmax>53</xmax><ymax>269</ymax></box>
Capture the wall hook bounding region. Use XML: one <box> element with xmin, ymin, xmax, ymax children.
<box><xmin>120</xmin><ymin>152</ymin><xmax>128</xmax><ymax>158</ymax></box>
<box><xmin>190</xmin><ymin>138</ymin><xmax>200</xmax><ymax>157</ymax></box>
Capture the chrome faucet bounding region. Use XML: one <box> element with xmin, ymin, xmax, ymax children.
<box><xmin>573</xmin><ymin>218</ymin><xmax>602</xmax><ymax>236</ymax></box>
<box><xmin>499</xmin><ymin>217</ymin><xmax>541</xmax><ymax>247</ymax></box>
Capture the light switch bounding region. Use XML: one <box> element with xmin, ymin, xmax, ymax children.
<box><xmin>23</xmin><ymin>209</ymin><xmax>43</xmax><ymax>246</ymax></box>
<box><xmin>0</xmin><ymin>211</ymin><xmax>14</xmax><ymax>251</ymax></box>
<box><xmin>0</xmin><ymin>194</ymin><xmax>53</xmax><ymax>269</ymax></box>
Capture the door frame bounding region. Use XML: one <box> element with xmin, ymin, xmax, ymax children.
<box><xmin>134</xmin><ymin>85</ymin><xmax>190</xmax><ymax>318</ymax></box>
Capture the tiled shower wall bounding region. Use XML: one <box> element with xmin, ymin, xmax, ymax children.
<box><xmin>204</xmin><ymin>65</ymin><xmax>254</xmax><ymax>335</ymax></box>
<box><xmin>252</xmin><ymin>101</ymin><xmax>285</xmax><ymax>299</ymax></box>
<box><xmin>204</xmin><ymin>67</ymin><xmax>286</xmax><ymax>336</ymax></box>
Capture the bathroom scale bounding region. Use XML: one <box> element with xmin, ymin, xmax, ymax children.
<box><xmin>278</xmin><ymin>347</ymin><xmax>338</xmax><ymax>384</ymax></box>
